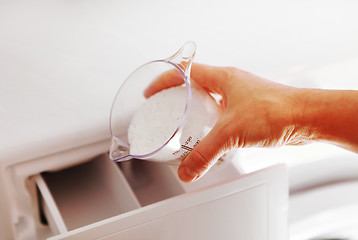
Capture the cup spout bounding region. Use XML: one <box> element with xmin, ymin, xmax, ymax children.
<box><xmin>109</xmin><ymin>138</ymin><xmax>132</xmax><ymax>162</ymax></box>
<box><xmin>165</xmin><ymin>41</ymin><xmax>196</xmax><ymax>77</ymax></box>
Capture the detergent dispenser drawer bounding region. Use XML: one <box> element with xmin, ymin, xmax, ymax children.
<box><xmin>31</xmin><ymin>153</ymin><xmax>287</xmax><ymax>240</ymax></box>
<box><xmin>34</xmin><ymin>155</ymin><xmax>141</xmax><ymax>234</ymax></box>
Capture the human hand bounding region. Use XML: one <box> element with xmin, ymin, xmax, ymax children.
<box><xmin>144</xmin><ymin>63</ymin><xmax>312</xmax><ymax>182</ymax></box>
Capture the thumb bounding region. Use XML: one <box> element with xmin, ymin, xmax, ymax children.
<box><xmin>178</xmin><ymin>121</ymin><xmax>230</xmax><ymax>182</ymax></box>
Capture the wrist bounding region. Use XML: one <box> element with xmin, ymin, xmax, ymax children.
<box><xmin>290</xmin><ymin>88</ymin><xmax>348</xmax><ymax>144</ymax></box>
<box><xmin>284</xmin><ymin>88</ymin><xmax>319</xmax><ymax>144</ymax></box>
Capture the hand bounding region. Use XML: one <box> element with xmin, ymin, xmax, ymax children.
<box><xmin>145</xmin><ymin>63</ymin><xmax>304</xmax><ymax>182</ymax></box>
<box><xmin>145</xmin><ymin>63</ymin><xmax>358</xmax><ymax>182</ymax></box>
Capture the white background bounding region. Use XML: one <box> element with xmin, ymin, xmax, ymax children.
<box><xmin>1</xmin><ymin>0</ymin><xmax>358</xmax><ymax>166</ymax></box>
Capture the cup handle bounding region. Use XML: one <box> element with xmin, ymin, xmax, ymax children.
<box><xmin>165</xmin><ymin>41</ymin><xmax>196</xmax><ymax>79</ymax></box>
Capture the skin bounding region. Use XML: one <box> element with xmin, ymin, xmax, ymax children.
<box><xmin>145</xmin><ymin>63</ymin><xmax>358</xmax><ymax>182</ymax></box>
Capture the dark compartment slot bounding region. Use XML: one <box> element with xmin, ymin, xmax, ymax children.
<box><xmin>118</xmin><ymin>160</ymin><xmax>185</xmax><ymax>206</ymax></box>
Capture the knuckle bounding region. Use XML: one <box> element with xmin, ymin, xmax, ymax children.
<box><xmin>224</xmin><ymin>66</ymin><xmax>248</xmax><ymax>75</ymax></box>
<box><xmin>188</xmin><ymin>148</ymin><xmax>213</xmax><ymax>172</ymax></box>
<box><xmin>216</xmin><ymin>117</ymin><xmax>240</xmax><ymax>150</ymax></box>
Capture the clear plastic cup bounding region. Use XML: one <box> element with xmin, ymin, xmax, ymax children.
<box><xmin>109</xmin><ymin>42</ymin><xmax>220</xmax><ymax>164</ymax></box>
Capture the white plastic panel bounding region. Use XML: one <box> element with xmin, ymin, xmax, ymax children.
<box><xmin>48</xmin><ymin>164</ymin><xmax>288</xmax><ymax>240</ymax></box>
<box><xmin>290</xmin><ymin>180</ymin><xmax>358</xmax><ymax>225</ymax></box>
<box><xmin>35</xmin><ymin>175</ymin><xmax>68</xmax><ymax>235</ymax></box>
<box><xmin>101</xmin><ymin>185</ymin><xmax>267</xmax><ymax>240</ymax></box>
<box><xmin>290</xmin><ymin>181</ymin><xmax>358</xmax><ymax>239</ymax></box>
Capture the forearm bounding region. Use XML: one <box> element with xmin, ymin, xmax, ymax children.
<box><xmin>293</xmin><ymin>88</ymin><xmax>358</xmax><ymax>153</ymax></box>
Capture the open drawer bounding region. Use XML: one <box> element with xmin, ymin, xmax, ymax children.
<box><xmin>34</xmin><ymin>155</ymin><xmax>141</xmax><ymax>234</ymax></box>
<box><xmin>32</xmin><ymin>155</ymin><xmax>288</xmax><ymax>240</ymax></box>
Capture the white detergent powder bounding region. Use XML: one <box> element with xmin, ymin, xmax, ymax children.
<box><xmin>128</xmin><ymin>86</ymin><xmax>219</xmax><ymax>162</ymax></box>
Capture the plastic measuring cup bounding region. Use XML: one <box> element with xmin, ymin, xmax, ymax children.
<box><xmin>109</xmin><ymin>42</ymin><xmax>220</xmax><ymax>164</ymax></box>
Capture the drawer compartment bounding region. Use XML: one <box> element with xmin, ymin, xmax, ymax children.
<box><xmin>32</xmin><ymin>152</ymin><xmax>287</xmax><ymax>240</ymax></box>
<box><xmin>35</xmin><ymin>155</ymin><xmax>140</xmax><ymax>232</ymax></box>
<box><xmin>47</xmin><ymin>164</ymin><xmax>288</xmax><ymax>240</ymax></box>
<box><xmin>118</xmin><ymin>160</ymin><xmax>186</xmax><ymax>206</ymax></box>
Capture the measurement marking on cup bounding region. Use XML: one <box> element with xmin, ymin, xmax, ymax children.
<box><xmin>181</xmin><ymin>145</ymin><xmax>193</xmax><ymax>151</ymax></box>
<box><xmin>173</xmin><ymin>138</ymin><xmax>201</xmax><ymax>156</ymax></box>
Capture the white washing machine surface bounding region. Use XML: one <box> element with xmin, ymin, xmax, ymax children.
<box><xmin>240</xmin><ymin>143</ymin><xmax>358</xmax><ymax>240</ymax></box>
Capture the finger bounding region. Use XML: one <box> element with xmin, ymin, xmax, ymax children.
<box><xmin>144</xmin><ymin>69</ymin><xmax>184</xmax><ymax>98</ymax></box>
<box><xmin>144</xmin><ymin>63</ymin><xmax>229</xmax><ymax>98</ymax></box>
<box><xmin>190</xmin><ymin>63</ymin><xmax>229</xmax><ymax>95</ymax></box>
<box><xmin>177</xmin><ymin>119</ymin><xmax>231</xmax><ymax>182</ymax></box>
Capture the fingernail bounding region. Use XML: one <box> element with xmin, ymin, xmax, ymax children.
<box><xmin>178</xmin><ymin>166</ymin><xmax>198</xmax><ymax>182</ymax></box>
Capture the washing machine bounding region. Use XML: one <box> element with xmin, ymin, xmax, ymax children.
<box><xmin>1</xmin><ymin>1</ymin><xmax>358</xmax><ymax>239</ymax></box>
